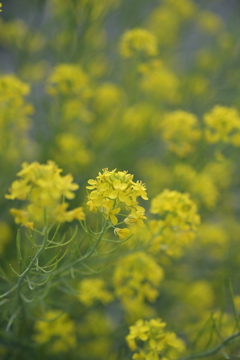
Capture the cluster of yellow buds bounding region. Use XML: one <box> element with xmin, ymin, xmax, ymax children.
<box><xmin>120</xmin><ymin>28</ymin><xmax>158</xmax><ymax>58</ymax></box>
<box><xmin>86</xmin><ymin>168</ymin><xmax>148</xmax><ymax>238</ymax></box>
<box><xmin>34</xmin><ymin>311</ymin><xmax>76</xmax><ymax>353</ymax></box>
<box><xmin>204</xmin><ymin>105</ymin><xmax>240</xmax><ymax>146</ymax></box>
<box><xmin>5</xmin><ymin>161</ymin><xmax>85</xmax><ymax>229</ymax></box>
<box><xmin>126</xmin><ymin>318</ymin><xmax>185</xmax><ymax>360</ymax></box>
<box><xmin>0</xmin><ymin>75</ymin><xmax>34</xmax><ymax>163</ymax></box>
<box><xmin>151</xmin><ymin>190</ymin><xmax>200</xmax><ymax>231</ymax></box>
<box><xmin>77</xmin><ymin>278</ymin><xmax>113</xmax><ymax>306</ymax></box>
<box><xmin>160</xmin><ymin>110</ymin><xmax>201</xmax><ymax>157</ymax></box>
<box><xmin>113</xmin><ymin>252</ymin><xmax>164</xmax><ymax>320</ymax></box>
<box><xmin>46</xmin><ymin>64</ymin><xmax>89</xmax><ymax>97</ymax></box>
<box><xmin>150</xmin><ymin>190</ymin><xmax>200</xmax><ymax>256</ymax></box>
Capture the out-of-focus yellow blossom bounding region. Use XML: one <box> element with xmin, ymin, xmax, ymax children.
<box><xmin>198</xmin><ymin>11</ymin><xmax>223</xmax><ymax>34</ymax></box>
<box><xmin>0</xmin><ymin>19</ymin><xmax>45</xmax><ymax>52</ymax></box>
<box><xmin>0</xmin><ymin>3</ymin><xmax>2</xmax><ymax>11</ymax></box>
<box><xmin>62</xmin><ymin>99</ymin><xmax>94</xmax><ymax>123</ymax></box>
<box><xmin>203</xmin><ymin>159</ymin><xmax>232</xmax><ymax>190</ymax></box>
<box><xmin>184</xmin><ymin>281</ymin><xmax>214</xmax><ymax>312</ymax></box>
<box><xmin>126</xmin><ymin>318</ymin><xmax>185</xmax><ymax>359</ymax></box>
<box><xmin>46</xmin><ymin>64</ymin><xmax>89</xmax><ymax>97</ymax></box>
<box><xmin>190</xmin><ymin>173</ymin><xmax>218</xmax><ymax>209</ymax></box>
<box><xmin>0</xmin><ymin>74</ymin><xmax>34</xmax><ymax>163</ymax></box>
<box><xmin>204</xmin><ymin>106</ymin><xmax>240</xmax><ymax>145</ymax></box>
<box><xmin>173</xmin><ymin>163</ymin><xmax>225</xmax><ymax>209</ymax></box>
<box><xmin>93</xmin><ymin>83</ymin><xmax>124</xmax><ymax>113</ymax></box>
<box><xmin>120</xmin><ymin>28</ymin><xmax>158</xmax><ymax>58</ymax></box>
<box><xmin>77</xmin><ymin>278</ymin><xmax>113</xmax><ymax>306</ymax></box>
<box><xmin>197</xmin><ymin>223</ymin><xmax>228</xmax><ymax>259</ymax></box>
<box><xmin>0</xmin><ymin>222</ymin><xmax>12</xmax><ymax>255</ymax></box>
<box><xmin>151</xmin><ymin>190</ymin><xmax>200</xmax><ymax>232</ymax></box>
<box><xmin>53</xmin><ymin>133</ymin><xmax>92</xmax><ymax>171</ymax></box>
<box><xmin>86</xmin><ymin>169</ymin><xmax>147</xmax><ymax>230</ymax></box>
<box><xmin>5</xmin><ymin>161</ymin><xmax>85</xmax><ymax>228</ymax></box>
<box><xmin>160</xmin><ymin>110</ymin><xmax>201</xmax><ymax>157</ymax></box>
<box><xmin>163</xmin><ymin>0</ymin><xmax>196</xmax><ymax>19</ymax></box>
<box><xmin>147</xmin><ymin>0</ymin><xmax>196</xmax><ymax>47</ymax></box>
<box><xmin>113</xmin><ymin>252</ymin><xmax>163</xmax><ymax>319</ymax></box>
<box><xmin>139</xmin><ymin>61</ymin><xmax>179</xmax><ymax>103</ymax></box>
<box><xmin>150</xmin><ymin>190</ymin><xmax>200</xmax><ymax>257</ymax></box>
<box><xmin>34</xmin><ymin>311</ymin><xmax>76</xmax><ymax>352</ymax></box>
<box><xmin>77</xmin><ymin>312</ymin><xmax>114</xmax><ymax>359</ymax></box>
<box><xmin>147</xmin><ymin>6</ymin><xmax>179</xmax><ymax>46</ymax></box>
<box><xmin>122</xmin><ymin>103</ymin><xmax>158</xmax><ymax>135</ymax></box>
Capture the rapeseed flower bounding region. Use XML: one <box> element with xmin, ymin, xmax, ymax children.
<box><xmin>120</xmin><ymin>28</ymin><xmax>158</xmax><ymax>58</ymax></box>
<box><xmin>204</xmin><ymin>105</ymin><xmax>240</xmax><ymax>145</ymax></box>
<box><xmin>87</xmin><ymin>168</ymin><xmax>148</xmax><ymax>238</ymax></box>
<box><xmin>5</xmin><ymin>161</ymin><xmax>85</xmax><ymax>228</ymax></box>
<box><xmin>161</xmin><ymin>110</ymin><xmax>201</xmax><ymax>157</ymax></box>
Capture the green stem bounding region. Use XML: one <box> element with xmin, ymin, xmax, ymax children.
<box><xmin>52</xmin><ymin>219</ymin><xmax>109</xmax><ymax>276</ymax></box>
<box><xmin>177</xmin><ymin>331</ymin><xmax>240</xmax><ymax>360</ymax></box>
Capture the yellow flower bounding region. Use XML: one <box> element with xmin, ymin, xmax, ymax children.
<box><xmin>120</xmin><ymin>28</ymin><xmax>158</xmax><ymax>58</ymax></box>
<box><xmin>46</xmin><ymin>64</ymin><xmax>89</xmax><ymax>96</ymax></box>
<box><xmin>86</xmin><ymin>169</ymin><xmax>148</xmax><ymax>232</ymax></box>
<box><xmin>160</xmin><ymin>110</ymin><xmax>201</xmax><ymax>157</ymax></box>
<box><xmin>6</xmin><ymin>161</ymin><xmax>84</xmax><ymax>227</ymax></box>
<box><xmin>34</xmin><ymin>311</ymin><xmax>76</xmax><ymax>353</ymax></box>
<box><xmin>128</xmin><ymin>319</ymin><xmax>150</xmax><ymax>342</ymax></box>
<box><xmin>124</xmin><ymin>209</ymin><xmax>147</xmax><ymax>227</ymax></box>
<box><xmin>114</xmin><ymin>227</ymin><xmax>131</xmax><ymax>240</ymax></box>
<box><xmin>127</xmin><ymin>317</ymin><xmax>185</xmax><ymax>360</ymax></box>
<box><xmin>102</xmin><ymin>199</ymin><xmax>121</xmax><ymax>225</ymax></box>
<box><xmin>204</xmin><ymin>105</ymin><xmax>240</xmax><ymax>145</ymax></box>
<box><xmin>78</xmin><ymin>278</ymin><xmax>113</xmax><ymax>306</ymax></box>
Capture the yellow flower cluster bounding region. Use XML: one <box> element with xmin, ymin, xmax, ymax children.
<box><xmin>53</xmin><ymin>133</ymin><xmax>92</xmax><ymax>171</ymax></box>
<box><xmin>5</xmin><ymin>161</ymin><xmax>85</xmax><ymax>229</ymax></box>
<box><xmin>126</xmin><ymin>318</ymin><xmax>185</xmax><ymax>360</ymax></box>
<box><xmin>151</xmin><ymin>190</ymin><xmax>200</xmax><ymax>231</ymax></box>
<box><xmin>0</xmin><ymin>18</ymin><xmax>45</xmax><ymax>52</ymax></box>
<box><xmin>46</xmin><ymin>63</ymin><xmax>89</xmax><ymax>96</ymax></box>
<box><xmin>113</xmin><ymin>252</ymin><xmax>164</xmax><ymax>320</ymax></box>
<box><xmin>87</xmin><ymin>168</ymin><xmax>148</xmax><ymax>238</ymax></box>
<box><xmin>147</xmin><ymin>0</ymin><xmax>196</xmax><ymax>47</ymax></box>
<box><xmin>139</xmin><ymin>61</ymin><xmax>179</xmax><ymax>103</ymax></box>
<box><xmin>204</xmin><ymin>105</ymin><xmax>240</xmax><ymax>146</ymax></box>
<box><xmin>93</xmin><ymin>82</ymin><xmax>123</xmax><ymax>113</ymax></box>
<box><xmin>0</xmin><ymin>75</ymin><xmax>34</xmax><ymax>163</ymax></box>
<box><xmin>78</xmin><ymin>312</ymin><xmax>114</xmax><ymax>359</ymax></box>
<box><xmin>77</xmin><ymin>278</ymin><xmax>113</xmax><ymax>306</ymax></box>
<box><xmin>198</xmin><ymin>11</ymin><xmax>223</xmax><ymax>34</ymax></box>
<box><xmin>150</xmin><ymin>190</ymin><xmax>200</xmax><ymax>256</ymax></box>
<box><xmin>120</xmin><ymin>28</ymin><xmax>158</xmax><ymax>58</ymax></box>
<box><xmin>34</xmin><ymin>311</ymin><xmax>76</xmax><ymax>353</ymax></box>
<box><xmin>160</xmin><ymin>110</ymin><xmax>201</xmax><ymax>157</ymax></box>
<box><xmin>122</xmin><ymin>103</ymin><xmax>157</xmax><ymax>135</ymax></box>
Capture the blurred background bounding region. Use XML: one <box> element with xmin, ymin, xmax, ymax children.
<box><xmin>1</xmin><ymin>0</ymin><xmax>240</xmax><ymax>359</ymax></box>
